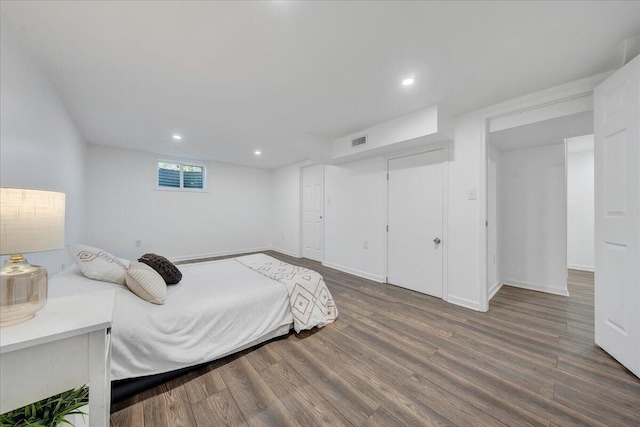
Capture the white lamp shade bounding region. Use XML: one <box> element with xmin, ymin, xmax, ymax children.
<box><xmin>0</xmin><ymin>188</ymin><xmax>66</xmax><ymax>255</ymax></box>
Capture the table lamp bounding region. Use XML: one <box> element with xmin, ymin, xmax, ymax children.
<box><xmin>0</xmin><ymin>188</ymin><xmax>65</xmax><ymax>326</ymax></box>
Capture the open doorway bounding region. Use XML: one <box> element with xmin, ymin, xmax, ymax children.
<box><xmin>563</xmin><ymin>134</ymin><xmax>596</xmax><ymax>308</ymax></box>
<box><xmin>565</xmin><ymin>135</ymin><xmax>595</xmax><ymax>273</ymax></box>
<box><xmin>486</xmin><ymin>111</ymin><xmax>593</xmax><ymax>300</ymax></box>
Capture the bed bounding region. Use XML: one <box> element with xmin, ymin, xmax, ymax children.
<box><xmin>48</xmin><ymin>252</ymin><xmax>337</xmax><ymax>401</ymax></box>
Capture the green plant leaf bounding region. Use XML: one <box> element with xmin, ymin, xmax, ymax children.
<box><xmin>0</xmin><ymin>386</ymin><xmax>89</xmax><ymax>427</ymax></box>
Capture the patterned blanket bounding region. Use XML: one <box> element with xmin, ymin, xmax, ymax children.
<box><xmin>235</xmin><ymin>254</ymin><xmax>338</xmax><ymax>333</ymax></box>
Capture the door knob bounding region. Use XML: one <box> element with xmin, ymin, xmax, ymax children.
<box><xmin>433</xmin><ymin>238</ymin><xmax>441</xmax><ymax>244</ymax></box>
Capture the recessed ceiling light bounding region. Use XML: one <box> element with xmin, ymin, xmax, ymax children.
<box><xmin>402</xmin><ymin>78</ymin><xmax>415</xmax><ymax>86</ymax></box>
<box><xmin>172</xmin><ymin>134</ymin><xmax>182</xmax><ymax>140</ymax></box>
<box><xmin>254</xmin><ymin>150</ymin><xmax>262</xmax><ymax>156</ymax></box>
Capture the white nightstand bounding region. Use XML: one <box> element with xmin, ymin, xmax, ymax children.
<box><xmin>0</xmin><ymin>289</ymin><xmax>115</xmax><ymax>427</ymax></box>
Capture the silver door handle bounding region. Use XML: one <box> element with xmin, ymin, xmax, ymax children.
<box><xmin>433</xmin><ymin>238</ymin><xmax>441</xmax><ymax>244</ymax></box>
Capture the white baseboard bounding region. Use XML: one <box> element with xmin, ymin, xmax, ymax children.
<box><xmin>446</xmin><ymin>295</ymin><xmax>481</xmax><ymax>311</ymax></box>
<box><xmin>502</xmin><ymin>278</ymin><xmax>570</xmax><ymax>296</ymax></box>
<box><xmin>321</xmin><ymin>261</ymin><xmax>385</xmax><ymax>283</ymax></box>
<box><xmin>270</xmin><ymin>247</ymin><xmax>301</xmax><ymax>258</ymax></box>
<box><xmin>488</xmin><ymin>281</ymin><xmax>503</xmax><ymax>301</ymax></box>
<box><xmin>170</xmin><ymin>247</ymin><xmax>271</xmax><ymax>262</ymax></box>
<box><xmin>567</xmin><ymin>264</ymin><xmax>594</xmax><ymax>272</ymax></box>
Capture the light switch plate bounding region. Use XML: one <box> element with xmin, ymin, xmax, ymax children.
<box><xmin>467</xmin><ymin>189</ymin><xmax>477</xmax><ymax>200</ymax></box>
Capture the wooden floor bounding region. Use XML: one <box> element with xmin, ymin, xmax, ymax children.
<box><xmin>111</xmin><ymin>252</ymin><xmax>640</xmax><ymax>426</ymax></box>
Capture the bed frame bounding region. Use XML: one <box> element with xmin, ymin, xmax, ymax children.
<box><xmin>112</xmin><ymin>362</ymin><xmax>205</xmax><ymax>403</ymax></box>
<box><xmin>110</xmin><ymin>323</ymin><xmax>292</xmax><ymax>403</ymax></box>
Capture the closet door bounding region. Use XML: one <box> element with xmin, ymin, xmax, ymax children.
<box><xmin>302</xmin><ymin>164</ymin><xmax>324</xmax><ymax>262</ymax></box>
<box><xmin>387</xmin><ymin>149</ymin><xmax>444</xmax><ymax>297</ymax></box>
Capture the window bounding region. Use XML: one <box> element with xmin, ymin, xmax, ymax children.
<box><xmin>157</xmin><ymin>161</ymin><xmax>206</xmax><ymax>191</ymax></box>
<box><xmin>183</xmin><ymin>165</ymin><xmax>204</xmax><ymax>189</ymax></box>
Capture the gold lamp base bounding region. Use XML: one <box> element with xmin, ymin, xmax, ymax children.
<box><xmin>0</xmin><ymin>255</ymin><xmax>48</xmax><ymax>327</ymax></box>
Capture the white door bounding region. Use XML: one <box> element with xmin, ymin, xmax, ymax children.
<box><xmin>302</xmin><ymin>165</ymin><xmax>324</xmax><ymax>262</ymax></box>
<box><xmin>594</xmin><ymin>55</ymin><xmax>640</xmax><ymax>377</ymax></box>
<box><xmin>387</xmin><ymin>149</ymin><xmax>444</xmax><ymax>297</ymax></box>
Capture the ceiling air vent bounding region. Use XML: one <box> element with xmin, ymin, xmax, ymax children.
<box><xmin>351</xmin><ymin>135</ymin><xmax>367</xmax><ymax>147</ymax></box>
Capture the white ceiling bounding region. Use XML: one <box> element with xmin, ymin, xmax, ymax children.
<box><xmin>1</xmin><ymin>1</ymin><xmax>638</xmax><ymax>169</ymax></box>
<box><xmin>488</xmin><ymin>111</ymin><xmax>593</xmax><ymax>152</ymax></box>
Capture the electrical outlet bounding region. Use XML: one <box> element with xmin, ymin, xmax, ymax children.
<box><xmin>281</xmin><ymin>233</ymin><xmax>285</xmax><ymax>241</ymax></box>
<box><xmin>327</xmin><ymin>197</ymin><xmax>332</xmax><ymax>205</ymax></box>
<box><xmin>135</xmin><ymin>240</ymin><xmax>142</xmax><ymax>247</ymax></box>
<box><xmin>363</xmin><ymin>240</ymin><xmax>369</xmax><ymax>249</ymax></box>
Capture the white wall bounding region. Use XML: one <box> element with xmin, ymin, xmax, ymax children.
<box><xmin>324</xmin><ymin>157</ymin><xmax>387</xmax><ymax>282</ymax></box>
<box><xmin>85</xmin><ymin>145</ymin><xmax>272</xmax><ymax>261</ymax></box>
<box><xmin>0</xmin><ymin>20</ymin><xmax>86</xmax><ymax>274</ymax></box>
<box><xmin>446</xmin><ymin>115</ymin><xmax>484</xmax><ymax>309</ymax></box>
<box><xmin>566</xmin><ymin>135</ymin><xmax>594</xmax><ymax>271</ymax></box>
<box><xmin>500</xmin><ymin>145</ymin><xmax>568</xmax><ymax>295</ymax></box>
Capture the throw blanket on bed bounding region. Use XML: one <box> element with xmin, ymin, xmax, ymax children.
<box><xmin>235</xmin><ymin>254</ymin><xmax>338</xmax><ymax>332</ymax></box>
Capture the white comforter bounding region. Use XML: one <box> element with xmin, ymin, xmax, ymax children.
<box><xmin>49</xmin><ymin>258</ymin><xmax>293</xmax><ymax>380</ymax></box>
<box><xmin>237</xmin><ymin>253</ymin><xmax>338</xmax><ymax>332</ymax></box>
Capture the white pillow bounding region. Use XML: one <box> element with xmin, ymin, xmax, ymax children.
<box><xmin>68</xmin><ymin>244</ymin><xmax>128</xmax><ymax>285</ymax></box>
<box><xmin>125</xmin><ymin>262</ymin><xmax>166</xmax><ymax>304</ymax></box>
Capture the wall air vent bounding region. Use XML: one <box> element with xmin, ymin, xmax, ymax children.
<box><xmin>351</xmin><ymin>135</ymin><xmax>368</xmax><ymax>147</ymax></box>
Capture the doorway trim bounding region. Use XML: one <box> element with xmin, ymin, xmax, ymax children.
<box><xmin>383</xmin><ymin>143</ymin><xmax>450</xmax><ymax>301</ymax></box>
<box><xmin>479</xmin><ymin>71</ymin><xmax>612</xmax><ymax>311</ymax></box>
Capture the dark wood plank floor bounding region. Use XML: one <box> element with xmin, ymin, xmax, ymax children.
<box><xmin>111</xmin><ymin>252</ymin><xmax>640</xmax><ymax>426</ymax></box>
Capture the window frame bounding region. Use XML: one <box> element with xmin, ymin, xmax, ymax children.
<box><xmin>155</xmin><ymin>159</ymin><xmax>208</xmax><ymax>192</ymax></box>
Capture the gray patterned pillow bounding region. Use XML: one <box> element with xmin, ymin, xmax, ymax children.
<box><xmin>138</xmin><ymin>253</ymin><xmax>182</xmax><ymax>285</ymax></box>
